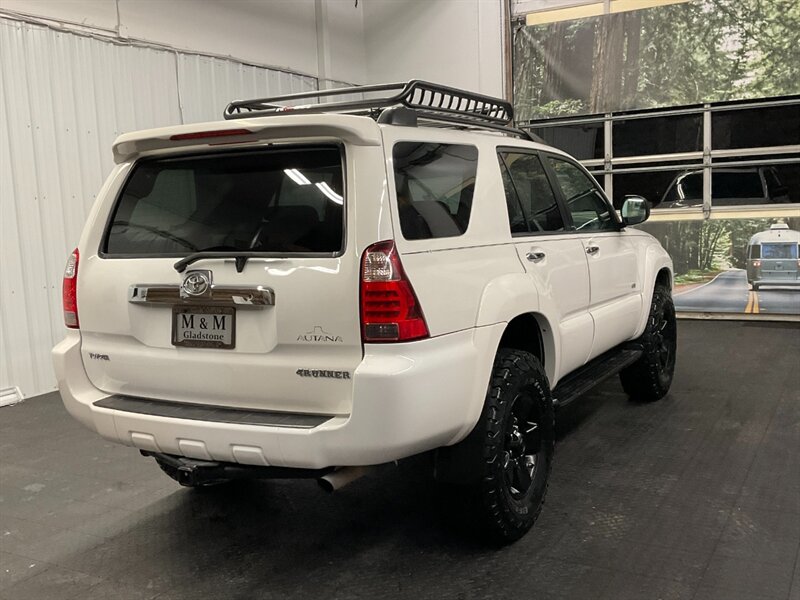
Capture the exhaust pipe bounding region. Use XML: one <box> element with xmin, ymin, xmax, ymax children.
<box><xmin>318</xmin><ymin>466</ymin><xmax>371</xmax><ymax>493</ymax></box>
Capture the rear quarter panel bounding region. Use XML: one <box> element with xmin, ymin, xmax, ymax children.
<box><xmin>379</xmin><ymin>129</ymin><xmax>529</xmax><ymax>336</ymax></box>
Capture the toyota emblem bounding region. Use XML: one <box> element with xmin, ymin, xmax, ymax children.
<box><xmin>181</xmin><ymin>270</ymin><xmax>211</xmax><ymax>298</ymax></box>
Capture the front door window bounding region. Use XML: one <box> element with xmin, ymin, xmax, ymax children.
<box><xmin>547</xmin><ymin>157</ymin><xmax>617</xmax><ymax>232</ymax></box>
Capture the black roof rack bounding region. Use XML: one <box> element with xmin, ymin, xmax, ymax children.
<box><xmin>223</xmin><ymin>80</ymin><xmax>535</xmax><ymax>141</ymax></box>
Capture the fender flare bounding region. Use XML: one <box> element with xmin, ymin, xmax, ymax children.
<box><xmin>634</xmin><ymin>245</ymin><xmax>674</xmax><ymax>338</ymax></box>
<box><xmin>436</xmin><ymin>275</ymin><xmax>557</xmax><ymax>484</ymax></box>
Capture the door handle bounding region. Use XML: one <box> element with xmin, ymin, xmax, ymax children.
<box><xmin>586</xmin><ymin>245</ymin><xmax>600</xmax><ymax>255</ymax></box>
<box><xmin>526</xmin><ymin>251</ymin><xmax>546</xmax><ymax>262</ymax></box>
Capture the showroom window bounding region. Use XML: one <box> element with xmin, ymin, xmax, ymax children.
<box><xmin>529</xmin><ymin>122</ymin><xmax>604</xmax><ymax>161</ymax></box>
<box><xmin>523</xmin><ymin>96</ymin><xmax>800</xmax><ymax>215</ymax></box>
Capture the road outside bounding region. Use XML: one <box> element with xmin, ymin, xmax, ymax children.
<box><xmin>674</xmin><ymin>269</ymin><xmax>800</xmax><ymax>314</ymax></box>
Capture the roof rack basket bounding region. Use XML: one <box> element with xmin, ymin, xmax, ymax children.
<box><xmin>224</xmin><ymin>80</ymin><xmax>532</xmax><ymax>140</ymax></box>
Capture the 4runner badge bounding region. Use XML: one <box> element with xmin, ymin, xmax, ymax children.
<box><xmin>297</xmin><ymin>326</ymin><xmax>343</xmax><ymax>343</ymax></box>
<box><xmin>181</xmin><ymin>270</ymin><xmax>211</xmax><ymax>298</ymax></box>
<box><xmin>296</xmin><ymin>369</ymin><xmax>351</xmax><ymax>380</ymax></box>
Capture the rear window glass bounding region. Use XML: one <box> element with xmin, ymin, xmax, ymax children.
<box><xmin>392</xmin><ymin>142</ymin><xmax>478</xmax><ymax>240</ymax></box>
<box><xmin>761</xmin><ymin>243</ymin><xmax>798</xmax><ymax>259</ymax></box>
<box><xmin>104</xmin><ymin>146</ymin><xmax>344</xmax><ymax>256</ymax></box>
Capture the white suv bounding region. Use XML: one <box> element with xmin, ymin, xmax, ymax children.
<box><xmin>53</xmin><ymin>81</ymin><xmax>676</xmax><ymax>543</ymax></box>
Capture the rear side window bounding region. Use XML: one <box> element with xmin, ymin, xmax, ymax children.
<box><xmin>499</xmin><ymin>152</ymin><xmax>565</xmax><ymax>233</ymax></box>
<box><xmin>104</xmin><ymin>146</ymin><xmax>344</xmax><ymax>256</ymax></box>
<box><xmin>713</xmin><ymin>171</ymin><xmax>764</xmax><ymax>200</ymax></box>
<box><xmin>392</xmin><ymin>142</ymin><xmax>478</xmax><ymax>240</ymax></box>
<box><xmin>761</xmin><ymin>243</ymin><xmax>798</xmax><ymax>259</ymax></box>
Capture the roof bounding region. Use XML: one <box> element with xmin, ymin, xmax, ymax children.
<box><xmin>748</xmin><ymin>225</ymin><xmax>800</xmax><ymax>244</ymax></box>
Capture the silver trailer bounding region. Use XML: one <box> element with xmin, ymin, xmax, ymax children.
<box><xmin>746</xmin><ymin>223</ymin><xmax>800</xmax><ymax>290</ymax></box>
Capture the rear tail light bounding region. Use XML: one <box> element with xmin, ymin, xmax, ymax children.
<box><xmin>62</xmin><ymin>248</ymin><xmax>79</xmax><ymax>328</ymax></box>
<box><xmin>752</xmin><ymin>259</ymin><xmax>762</xmax><ymax>267</ymax></box>
<box><xmin>360</xmin><ymin>241</ymin><xmax>429</xmax><ymax>343</ymax></box>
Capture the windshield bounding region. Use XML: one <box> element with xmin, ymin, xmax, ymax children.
<box><xmin>104</xmin><ymin>146</ymin><xmax>344</xmax><ymax>256</ymax></box>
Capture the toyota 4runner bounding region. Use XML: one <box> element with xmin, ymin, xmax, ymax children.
<box><xmin>53</xmin><ymin>81</ymin><xmax>676</xmax><ymax>543</ymax></box>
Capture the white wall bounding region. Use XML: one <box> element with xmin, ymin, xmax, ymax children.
<box><xmin>0</xmin><ymin>0</ymin><xmax>366</xmax><ymax>85</ymax></box>
<box><xmin>363</xmin><ymin>0</ymin><xmax>505</xmax><ymax>97</ymax></box>
<box><xmin>0</xmin><ymin>0</ymin><xmax>506</xmax><ymax>400</ymax></box>
<box><xmin>0</xmin><ymin>16</ymin><xmax>323</xmax><ymax>401</ymax></box>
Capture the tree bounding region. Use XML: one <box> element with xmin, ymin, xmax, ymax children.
<box><xmin>621</xmin><ymin>10</ymin><xmax>642</xmax><ymax>109</ymax></box>
<box><xmin>512</xmin><ymin>0</ymin><xmax>800</xmax><ymax>118</ymax></box>
<box><xmin>588</xmin><ymin>14</ymin><xmax>625</xmax><ymax>113</ymax></box>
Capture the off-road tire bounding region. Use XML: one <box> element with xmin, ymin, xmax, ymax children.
<box><xmin>156</xmin><ymin>459</ymin><xmax>230</xmax><ymax>488</ymax></box>
<box><xmin>620</xmin><ymin>285</ymin><xmax>677</xmax><ymax>402</ymax></box>
<box><xmin>469</xmin><ymin>349</ymin><xmax>556</xmax><ymax>544</ymax></box>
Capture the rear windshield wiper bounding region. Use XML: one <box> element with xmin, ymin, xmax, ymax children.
<box><xmin>174</xmin><ymin>251</ymin><xmax>262</xmax><ymax>274</ymax></box>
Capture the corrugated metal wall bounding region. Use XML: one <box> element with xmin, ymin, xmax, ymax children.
<box><xmin>0</xmin><ymin>17</ymin><xmax>319</xmax><ymax>399</ymax></box>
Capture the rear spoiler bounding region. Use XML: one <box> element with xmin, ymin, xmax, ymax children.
<box><xmin>111</xmin><ymin>114</ymin><xmax>382</xmax><ymax>164</ymax></box>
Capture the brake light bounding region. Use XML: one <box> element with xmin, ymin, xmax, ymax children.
<box><xmin>360</xmin><ymin>241</ymin><xmax>429</xmax><ymax>342</ymax></box>
<box><xmin>62</xmin><ymin>249</ymin><xmax>79</xmax><ymax>329</ymax></box>
<box><xmin>752</xmin><ymin>259</ymin><xmax>762</xmax><ymax>267</ymax></box>
<box><xmin>169</xmin><ymin>128</ymin><xmax>251</xmax><ymax>141</ymax></box>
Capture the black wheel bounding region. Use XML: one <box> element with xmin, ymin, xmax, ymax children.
<box><xmin>468</xmin><ymin>349</ymin><xmax>555</xmax><ymax>544</ymax></box>
<box><xmin>752</xmin><ymin>283</ymin><xmax>760</xmax><ymax>291</ymax></box>
<box><xmin>155</xmin><ymin>458</ymin><xmax>231</xmax><ymax>488</ymax></box>
<box><xmin>620</xmin><ymin>285</ymin><xmax>677</xmax><ymax>402</ymax></box>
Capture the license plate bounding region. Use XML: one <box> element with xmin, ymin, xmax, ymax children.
<box><xmin>172</xmin><ymin>306</ymin><xmax>236</xmax><ymax>349</ymax></box>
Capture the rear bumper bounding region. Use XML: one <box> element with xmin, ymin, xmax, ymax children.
<box><xmin>750</xmin><ymin>278</ymin><xmax>800</xmax><ymax>286</ymax></box>
<box><xmin>52</xmin><ymin>325</ymin><xmax>502</xmax><ymax>469</ymax></box>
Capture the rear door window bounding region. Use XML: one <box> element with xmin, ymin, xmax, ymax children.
<box><xmin>392</xmin><ymin>142</ymin><xmax>478</xmax><ymax>240</ymax></box>
<box><xmin>104</xmin><ymin>146</ymin><xmax>344</xmax><ymax>256</ymax></box>
<box><xmin>712</xmin><ymin>171</ymin><xmax>765</xmax><ymax>203</ymax></box>
<box><xmin>499</xmin><ymin>159</ymin><xmax>529</xmax><ymax>234</ymax></box>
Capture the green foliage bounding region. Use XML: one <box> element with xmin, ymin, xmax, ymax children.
<box><xmin>641</xmin><ymin>217</ymin><xmax>800</xmax><ymax>276</ymax></box>
<box><xmin>525</xmin><ymin>99</ymin><xmax>586</xmax><ymax>119</ymax></box>
<box><xmin>674</xmin><ymin>269</ymin><xmax>722</xmax><ymax>285</ymax></box>
<box><xmin>513</xmin><ymin>0</ymin><xmax>800</xmax><ymax>118</ymax></box>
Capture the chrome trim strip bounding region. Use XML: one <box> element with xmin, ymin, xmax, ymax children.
<box><xmin>129</xmin><ymin>284</ymin><xmax>275</xmax><ymax>307</ymax></box>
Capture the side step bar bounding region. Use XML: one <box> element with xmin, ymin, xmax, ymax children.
<box><xmin>552</xmin><ymin>346</ymin><xmax>642</xmax><ymax>408</ymax></box>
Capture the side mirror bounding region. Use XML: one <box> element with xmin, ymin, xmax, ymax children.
<box><xmin>621</xmin><ymin>195</ymin><xmax>650</xmax><ymax>226</ymax></box>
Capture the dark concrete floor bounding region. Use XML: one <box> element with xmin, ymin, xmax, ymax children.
<box><xmin>1</xmin><ymin>320</ymin><xmax>799</xmax><ymax>600</ymax></box>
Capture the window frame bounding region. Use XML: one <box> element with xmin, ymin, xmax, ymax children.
<box><xmin>525</xmin><ymin>98</ymin><xmax>800</xmax><ymax>215</ymax></box>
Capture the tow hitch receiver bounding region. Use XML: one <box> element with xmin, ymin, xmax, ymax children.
<box><xmin>140</xmin><ymin>451</ymin><xmax>333</xmax><ymax>486</ymax></box>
